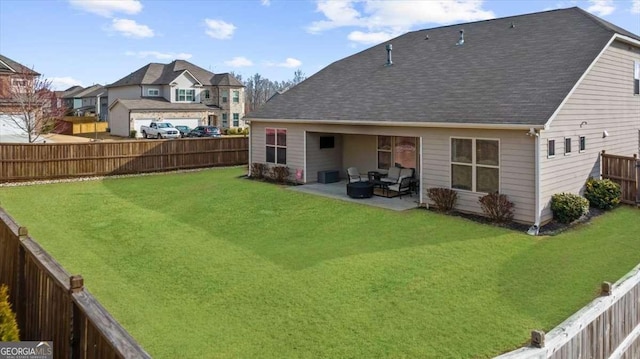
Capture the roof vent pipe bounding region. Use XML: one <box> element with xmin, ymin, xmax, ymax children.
<box><xmin>385</xmin><ymin>44</ymin><xmax>393</xmax><ymax>66</ymax></box>
<box><xmin>456</xmin><ymin>30</ymin><xmax>464</xmax><ymax>46</ymax></box>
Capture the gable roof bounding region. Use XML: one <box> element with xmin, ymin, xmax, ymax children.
<box><xmin>0</xmin><ymin>54</ymin><xmax>40</xmax><ymax>76</ymax></box>
<box><xmin>61</xmin><ymin>86</ymin><xmax>87</xmax><ymax>99</ymax></box>
<box><xmin>108</xmin><ymin>60</ymin><xmax>244</xmax><ymax>88</ymax></box>
<box><xmin>247</xmin><ymin>7</ymin><xmax>640</xmax><ymax>127</ymax></box>
<box><xmin>74</xmin><ymin>84</ymin><xmax>106</xmax><ymax>98</ymax></box>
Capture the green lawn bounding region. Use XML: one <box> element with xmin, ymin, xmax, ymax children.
<box><xmin>1</xmin><ymin>167</ymin><xmax>639</xmax><ymax>358</ymax></box>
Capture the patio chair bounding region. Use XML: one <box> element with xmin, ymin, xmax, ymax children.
<box><xmin>347</xmin><ymin>167</ymin><xmax>367</xmax><ymax>183</ymax></box>
<box><xmin>385</xmin><ymin>176</ymin><xmax>413</xmax><ymax>198</ymax></box>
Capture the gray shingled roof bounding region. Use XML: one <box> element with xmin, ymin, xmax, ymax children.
<box><xmin>112</xmin><ymin>98</ymin><xmax>217</xmax><ymax>111</ymax></box>
<box><xmin>247</xmin><ymin>7</ymin><xmax>639</xmax><ymax>126</ymax></box>
<box><xmin>0</xmin><ymin>54</ymin><xmax>40</xmax><ymax>75</ymax></box>
<box><xmin>61</xmin><ymin>86</ymin><xmax>86</xmax><ymax>98</ymax></box>
<box><xmin>74</xmin><ymin>84</ymin><xmax>106</xmax><ymax>98</ymax></box>
<box><xmin>108</xmin><ymin>60</ymin><xmax>243</xmax><ymax>88</ymax></box>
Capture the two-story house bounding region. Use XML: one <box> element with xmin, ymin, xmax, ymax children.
<box><xmin>72</xmin><ymin>84</ymin><xmax>107</xmax><ymax>120</ymax></box>
<box><xmin>0</xmin><ymin>54</ymin><xmax>40</xmax><ymax>140</ymax></box>
<box><xmin>107</xmin><ymin>60</ymin><xmax>245</xmax><ymax>138</ymax></box>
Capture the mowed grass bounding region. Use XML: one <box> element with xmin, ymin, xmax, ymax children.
<box><xmin>1</xmin><ymin>167</ymin><xmax>639</xmax><ymax>358</ymax></box>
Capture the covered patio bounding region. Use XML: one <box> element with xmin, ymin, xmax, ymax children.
<box><xmin>288</xmin><ymin>180</ymin><xmax>420</xmax><ymax>211</ymax></box>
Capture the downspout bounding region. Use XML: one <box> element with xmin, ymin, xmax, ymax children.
<box><xmin>528</xmin><ymin>129</ymin><xmax>541</xmax><ymax>236</ymax></box>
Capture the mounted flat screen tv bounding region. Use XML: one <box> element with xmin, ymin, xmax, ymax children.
<box><xmin>320</xmin><ymin>136</ymin><xmax>335</xmax><ymax>149</ymax></box>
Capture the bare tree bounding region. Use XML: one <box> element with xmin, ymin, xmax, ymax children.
<box><xmin>2</xmin><ymin>69</ymin><xmax>66</xmax><ymax>143</ymax></box>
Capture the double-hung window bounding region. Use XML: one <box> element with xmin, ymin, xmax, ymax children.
<box><xmin>233</xmin><ymin>90</ymin><xmax>240</xmax><ymax>103</ymax></box>
<box><xmin>148</xmin><ymin>88</ymin><xmax>159</xmax><ymax>96</ymax></box>
<box><xmin>564</xmin><ymin>137</ymin><xmax>572</xmax><ymax>155</ymax></box>
<box><xmin>176</xmin><ymin>89</ymin><xmax>195</xmax><ymax>102</ymax></box>
<box><xmin>203</xmin><ymin>90</ymin><xmax>210</xmax><ymax>99</ymax></box>
<box><xmin>266</xmin><ymin>128</ymin><xmax>287</xmax><ymax>164</ymax></box>
<box><xmin>548</xmin><ymin>140</ymin><xmax>556</xmax><ymax>158</ymax></box>
<box><xmin>232</xmin><ymin>113</ymin><xmax>239</xmax><ymax>127</ymax></box>
<box><xmin>451</xmin><ymin>138</ymin><xmax>499</xmax><ymax>193</ymax></box>
<box><xmin>222</xmin><ymin>90</ymin><xmax>228</xmax><ymax>103</ymax></box>
<box><xmin>579</xmin><ymin>136</ymin><xmax>586</xmax><ymax>152</ymax></box>
<box><xmin>222</xmin><ymin>113</ymin><xmax>228</xmax><ymax>127</ymax></box>
<box><xmin>377</xmin><ymin>136</ymin><xmax>392</xmax><ymax>169</ymax></box>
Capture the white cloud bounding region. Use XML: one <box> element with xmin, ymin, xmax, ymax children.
<box><xmin>125</xmin><ymin>51</ymin><xmax>192</xmax><ymax>60</ymax></box>
<box><xmin>204</xmin><ymin>19</ymin><xmax>236</xmax><ymax>39</ymax></box>
<box><xmin>347</xmin><ymin>30</ymin><xmax>397</xmax><ymax>44</ymax></box>
<box><xmin>307</xmin><ymin>0</ymin><xmax>495</xmax><ymax>44</ymax></box>
<box><xmin>261</xmin><ymin>0</ymin><xmax>271</xmax><ymax>6</ymax></box>
<box><xmin>224</xmin><ymin>56</ymin><xmax>254</xmax><ymax>67</ymax></box>
<box><xmin>587</xmin><ymin>0</ymin><xmax>615</xmax><ymax>16</ymax></box>
<box><xmin>268</xmin><ymin>58</ymin><xmax>303</xmax><ymax>68</ymax></box>
<box><xmin>111</xmin><ymin>18</ymin><xmax>154</xmax><ymax>38</ymax></box>
<box><xmin>48</xmin><ymin>77</ymin><xmax>83</xmax><ymax>91</ymax></box>
<box><xmin>632</xmin><ymin>0</ymin><xmax>640</xmax><ymax>14</ymax></box>
<box><xmin>69</xmin><ymin>0</ymin><xmax>142</xmax><ymax>18</ymax></box>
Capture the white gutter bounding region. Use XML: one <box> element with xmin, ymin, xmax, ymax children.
<box><xmin>246</xmin><ymin>118</ymin><xmax>544</xmax><ymax>131</ymax></box>
<box><xmin>528</xmin><ymin>129</ymin><xmax>541</xmax><ymax>236</ymax></box>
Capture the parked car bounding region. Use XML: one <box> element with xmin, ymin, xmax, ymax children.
<box><xmin>174</xmin><ymin>125</ymin><xmax>191</xmax><ymax>138</ymax></box>
<box><xmin>188</xmin><ymin>126</ymin><xmax>222</xmax><ymax>138</ymax></box>
<box><xmin>140</xmin><ymin>121</ymin><xmax>180</xmax><ymax>139</ymax></box>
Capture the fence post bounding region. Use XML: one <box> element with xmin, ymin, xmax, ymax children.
<box><xmin>16</xmin><ymin>227</ymin><xmax>28</xmax><ymax>333</ymax></box>
<box><xmin>601</xmin><ymin>281</ymin><xmax>612</xmax><ymax>296</ymax></box>
<box><xmin>531</xmin><ymin>330</ymin><xmax>545</xmax><ymax>348</ymax></box>
<box><xmin>70</xmin><ymin>275</ymin><xmax>84</xmax><ymax>359</ymax></box>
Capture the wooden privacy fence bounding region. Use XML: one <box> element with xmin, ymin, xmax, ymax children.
<box><xmin>601</xmin><ymin>151</ymin><xmax>639</xmax><ymax>205</ymax></box>
<box><xmin>0</xmin><ymin>137</ymin><xmax>248</xmax><ymax>183</ymax></box>
<box><xmin>0</xmin><ymin>207</ymin><xmax>151</xmax><ymax>358</ymax></box>
<box><xmin>496</xmin><ymin>264</ymin><xmax>640</xmax><ymax>359</ymax></box>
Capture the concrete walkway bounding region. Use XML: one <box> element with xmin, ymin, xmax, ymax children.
<box><xmin>288</xmin><ymin>180</ymin><xmax>420</xmax><ymax>211</ymax></box>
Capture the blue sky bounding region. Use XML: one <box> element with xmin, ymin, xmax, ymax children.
<box><xmin>1</xmin><ymin>0</ymin><xmax>638</xmax><ymax>90</ymax></box>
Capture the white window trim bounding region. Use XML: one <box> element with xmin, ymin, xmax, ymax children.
<box><xmin>634</xmin><ymin>61</ymin><xmax>640</xmax><ymax>95</ymax></box>
<box><xmin>579</xmin><ymin>135</ymin><xmax>586</xmax><ymax>153</ymax></box>
<box><xmin>203</xmin><ymin>89</ymin><xmax>210</xmax><ymax>99</ymax></box>
<box><xmin>176</xmin><ymin>88</ymin><xmax>195</xmax><ymax>102</ymax></box>
<box><xmin>266</xmin><ymin>127</ymin><xmax>287</xmax><ymax>164</ymax></box>
<box><xmin>232</xmin><ymin>90</ymin><xmax>240</xmax><ymax>103</ymax></box>
<box><xmin>564</xmin><ymin>137</ymin><xmax>572</xmax><ymax>156</ymax></box>
<box><xmin>449</xmin><ymin>137</ymin><xmax>501</xmax><ymax>194</ymax></box>
<box><xmin>376</xmin><ymin>136</ymin><xmax>393</xmax><ymax>170</ymax></box>
<box><xmin>547</xmin><ymin>139</ymin><xmax>556</xmax><ymax>158</ymax></box>
<box><xmin>147</xmin><ymin>88</ymin><xmax>160</xmax><ymax>96</ymax></box>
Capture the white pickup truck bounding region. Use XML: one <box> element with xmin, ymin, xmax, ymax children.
<box><xmin>140</xmin><ymin>121</ymin><xmax>181</xmax><ymax>139</ymax></box>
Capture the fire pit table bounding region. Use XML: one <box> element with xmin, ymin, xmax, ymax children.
<box><xmin>346</xmin><ymin>181</ymin><xmax>374</xmax><ymax>199</ymax></box>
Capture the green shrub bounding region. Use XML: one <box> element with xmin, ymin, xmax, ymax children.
<box><xmin>427</xmin><ymin>188</ymin><xmax>457</xmax><ymax>212</ymax></box>
<box><xmin>240</xmin><ymin>127</ymin><xmax>249</xmax><ymax>136</ymax></box>
<box><xmin>551</xmin><ymin>193</ymin><xmax>589</xmax><ymax>224</ymax></box>
<box><xmin>584</xmin><ymin>178</ymin><xmax>621</xmax><ymax>210</ymax></box>
<box><xmin>227</xmin><ymin>128</ymin><xmax>238</xmax><ymax>135</ymax></box>
<box><xmin>479</xmin><ymin>192</ymin><xmax>514</xmax><ymax>223</ymax></box>
<box><xmin>130</xmin><ymin>130</ymin><xmax>137</xmax><ymax>138</ymax></box>
<box><xmin>270</xmin><ymin>166</ymin><xmax>290</xmax><ymax>184</ymax></box>
<box><xmin>251</xmin><ymin>163</ymin><xmax>266</xmax><ymax>179</ymax></box>
<box><xmin>0</xmin><ymin>285</ymin><xmax>19</xmax><ymax>341</ymax></box>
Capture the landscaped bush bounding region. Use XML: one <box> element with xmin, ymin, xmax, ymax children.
<box><xmin>479</xmin><ymin>192</ymin><xmax>514</xmax><ymax>223</ymax></box>
<box><xmin>0</xmin><ymin>285</ymin><xmax>19</xmax><ymax>341</ymax></box>
<box><xmin>551</xmin><ymin>193</ymin><xmax>589</xmax><ymax>224</ymax></box>
<box><xmin>584</xmin><ymin>177</ymin><xmax>621</xmax><ymax>210</ymax></box>
<box><xmin>130</xmin><ymin>130</ymin><xmax>137</xmax><ymax>138</ymax></box>
<box><xmin>227</xmin><ymin>128</ymin><xmax>238</xmax><ymax>135</ymax></box>
<box><xmin>240</xmin><ymin>127</ymin><xmax>249</xmax><ymax>136</ymax></box>
<box><xmin>251</xmin><ymin>163</ymin><xmax>266</xmax><ymax>179</ymax></box>
<box><xmin>270</xmin><ymin>166</ymin><xmax>290</xmax><ymax>184</ymax></box>
<box><xmin>427</xmin><ymin>187</ymin><xmax>457</xmax><ymax>212</ymax></box>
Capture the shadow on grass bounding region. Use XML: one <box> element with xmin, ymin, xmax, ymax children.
<box><xmin>497</xmin><ymin>206</ymin><xmax>640</xmax><ymax>330</ymax></box>
<box><xmin>102</xmin><ymin>169</ymin><xmax>510</xmax><ymax>270</ymax></box>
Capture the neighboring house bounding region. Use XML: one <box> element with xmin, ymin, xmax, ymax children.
<box><xmin>0</xmin><ymin>54</ymin><xmax>40</xmax><ymax>140</ymax></box>
<box><xmin>107</xmin><ymin>60</ymin><xmax>245</xmax><ymax>138</ymax></box>
<box><xmin>73</xmin><ymin>84</ymin><xmax>107</xmax><ymax>120</ymax></box>
<box><xmin>245</xmin><ymin>7</ymin><xmax>640</xmax><ymax>230</ymax></box>
<box><xmin>60</xmin><ymin>85</ymin><xmax>85</xmax><ymax>111</ymax></box>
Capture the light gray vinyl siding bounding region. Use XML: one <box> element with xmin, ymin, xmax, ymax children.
<box><xmin>306</xmin><ymin>133</ymin><xmax>343</xmax><ymax>181</ymax></box>
<box><xmin>108</xmin><ymin>102</ymin><xmax>131</xmax><ymax>137</ymax></box>
<box><xmin>540</xmin><ymin>40</ymin><xmax>640</xmax><ymax>223</ymax></box>
<box><xmin>251</xmin><ymin>121</ymin><xmax>536</xmax><ymax>223</ymax></box>
<box><xmin>107</xmin><ymin>86</ymin><xmax>142</xmax><ymax>107</ymax></box>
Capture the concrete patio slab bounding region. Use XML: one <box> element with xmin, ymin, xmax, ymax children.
<box><xmin>288</xmin><ymin>180</ymin><xmax>420</xmax><ymax>211</ymax></box>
